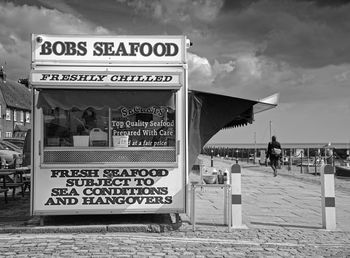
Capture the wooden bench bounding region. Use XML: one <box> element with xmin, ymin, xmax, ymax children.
<box><xmin>0</xmin><ymin>188</ymin><xmax>9</xmax><ymax>204</ymax></box>
<box><xmin>22</xmin><ymin>173</ymin><xmax>31</xmax><ymax>192</ymax></box>
<box><xmin>5</xmin><ymin>182</ymin><xmax>25</xmax><ymax>198</ymax></box>
<box><xmin>0</xmin><ymin>170</ymin><xmax>25</xmax><ymax>200</ymax></box>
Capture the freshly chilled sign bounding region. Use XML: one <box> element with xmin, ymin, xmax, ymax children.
<box><xmin>31</xmin><ymin>71</ymin><xmax>181</xmax><ymax>87</ymax></box>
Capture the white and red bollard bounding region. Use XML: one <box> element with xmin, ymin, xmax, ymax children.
<box><xmin>320</xmin><ymin>164</ymin><xmax>336</xmax><ymax>230</ymax></box>
<box><xmin>230</xmin><ymin>164</ymin><xmax>245</xmax><ymax>228</ymax></box>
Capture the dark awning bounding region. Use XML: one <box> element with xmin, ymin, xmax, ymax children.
<box><xmin>188</xmin><ymin>88</ymin><xmax>278</xmax><ymax>167</ymax></box>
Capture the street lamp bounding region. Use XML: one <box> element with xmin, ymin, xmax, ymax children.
<box><xmin>211</xmin><ymin>149</ymin><xmax>214</xmax><ymax>167</ymax></box>
<box><xmin>236</xmin><ymin>149</ymin><xmax>239</xmax><ymax>164</ymax></box>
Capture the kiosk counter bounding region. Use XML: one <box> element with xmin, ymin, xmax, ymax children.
<box><xmin>30</xmin><ymin>35</ymin><xmax>189</xmax><ymax>216</ymax></box>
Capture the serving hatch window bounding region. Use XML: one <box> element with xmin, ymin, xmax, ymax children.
<box><xmin>38</xmin><ymin>89</ymin><xmax>176</xmax><ymax>150</ymax></box>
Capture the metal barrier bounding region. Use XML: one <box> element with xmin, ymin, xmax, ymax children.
<box><xmin>190</xmin><ymin>163</ymin><xmax>245</xmax><ymax>232</ymax></box>
<box><xmin>190</xmin><ymin>183</ymin><xmax>231</xmax><ymax>232</ymax></box>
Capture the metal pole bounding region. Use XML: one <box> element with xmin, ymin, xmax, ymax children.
<box><xmin>307</xmin><ymin>148</ymin><xmax>310</xmax><ymax>173</ymax></box>
<box><xmin>300</xmin><ymin>150</ymin><xmax>303</xmax><ymax>173</ymax></box>
<box><xmin>191</xmin><ymin>184</ymin><xmax>196</xmax><ymax>231</ymax></box>
<box><xmin>211</xmin><ymin>149</ymin><xmax>213</xmax><ymax>167</ymax></box>
<box><xmin>224</xmin><ymin>185</ymin><xmax>227</xmax><ymax>224</ymax></box>
<box><xmin>314</xmin><ymin>150</ymin><xmax>318</xmax><ymax>176</ymax></box>
<box><xmin>288</xmin><ymin>148</ymin><xmax>292</xmax><ymax>171</ymax></box>
<box><xmin>254</xmin><ymin>132</ymin><xmax>256</xmax><ymax>164</ymax></box>
<box><xmin>227</xmin><ymin>185</ymin><xmax>232</xmax><ymax>232</ymax></box>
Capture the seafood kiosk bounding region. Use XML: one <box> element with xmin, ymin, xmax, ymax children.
<box><xmin>30</xmin><ymin>35</ymin><xmax>189</xmax><ymax>217</ymax></box>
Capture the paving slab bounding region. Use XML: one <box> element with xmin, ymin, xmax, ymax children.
<box><xmin>191</xmin><ymin>155</ymin><xmax>350</xmax><ymax>232</ymax></box>
<box><xmin>0</xmin><ymin>154</ymin><xmax>349</xmax><ymax>235</ymax></box>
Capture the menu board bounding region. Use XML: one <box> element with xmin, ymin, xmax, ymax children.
<box><xmin>111</xmin><ymin>105</ymin><xmax>175</xmax><ymax>148</ymax></box>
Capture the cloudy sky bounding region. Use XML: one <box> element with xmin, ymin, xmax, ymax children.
<box><xmin>1</xmin><ymin>0</ymin><xmax>349</xmax><ymax>144</ymax></box>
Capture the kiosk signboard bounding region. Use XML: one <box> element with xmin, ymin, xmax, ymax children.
<box><xmin>32</xmin><ymin>35</ymin><xmax>187</xmax><ymax>64</ymax></box>
<box><xmin>30</xmin><ymin>34</ymin><xmax>188</xmax><ymax>215</ymax></box>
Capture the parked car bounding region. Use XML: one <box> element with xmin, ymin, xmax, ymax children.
<box><xmin>3</xmin><ymin>137</ymin><xmax>25</xmax><ymax>149</ymax></box>
<box><xmin>0</xmin><ymin>140</ymin><xmax>22</xmax><ymax>165</ymax></box>
<box><xmin>1</xmin><ymin>140</ymin><xmax>22</xmax><ymax>153</ymax></box>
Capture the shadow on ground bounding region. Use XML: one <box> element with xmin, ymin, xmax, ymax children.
<box><xmin>0</xmin><ymin>192</ymin><xmax>181</xmax><ymax>232</ymax></box>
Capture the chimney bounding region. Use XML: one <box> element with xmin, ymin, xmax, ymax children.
<box><xmin>0</xmin><ymin>66</ymin><xmax>6</xmax><ymax>83</ymax></box>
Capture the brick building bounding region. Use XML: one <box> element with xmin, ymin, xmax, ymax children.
<box><xmin>0</xmin><ymin>67</ymin><xmax>31</xmax><ymax>139</ymax></box>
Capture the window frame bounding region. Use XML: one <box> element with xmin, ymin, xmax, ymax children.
<box><xmin>5</xmin><ymin>109</ymin><xmax>11</xmax><ymax>121</ymax></box>
<box><xmin>40</xmin><ymin>89</ymin><xmax>178</xmax><ymax>166</ymax></box>
<box><xmin>25</xmin><ymin>112</ymin><xmax>31</xmax><ymax>123</ymax></box>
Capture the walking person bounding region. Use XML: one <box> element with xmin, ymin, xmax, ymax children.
<box><xmin>266</xmin><ymin>135</ymin><xmax>283</xmax><ymax>177</ymax></box>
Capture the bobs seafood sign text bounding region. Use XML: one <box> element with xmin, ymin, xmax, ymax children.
<box><xmin>32</xmin><ymin>35</ymin><xmax>187</xmax><ymax>64</ymax></box>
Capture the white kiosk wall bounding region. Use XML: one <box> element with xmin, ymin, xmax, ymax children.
<box><xmin>30</xmin><ymin>35</ymin><xmax>188</xmax><ymax>215</ymax></box>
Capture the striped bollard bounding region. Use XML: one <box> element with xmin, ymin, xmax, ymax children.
<box><xmin>230</xmin><ymin>164</ymin><xmax>243</xmax><ymax>228</ymax></box>
<box><xmin>321</xmin><ymin>164</ymin><xmax>336</xmax><ymax>230</ymax></box>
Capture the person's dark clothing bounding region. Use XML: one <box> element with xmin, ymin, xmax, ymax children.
<box><xmin>266</xmin><ymin>140</ymin><xmax>282</xmax><ymax>176</ymax></box>
<box><xmin>82</xmin><ymin>108</ymin><xmax>97</xmax><ymax>130</ymax></box>
<box><xmin>266</xmin><ymin>141</ymin><xmax>282</xmax><ymax>161</ymax></box>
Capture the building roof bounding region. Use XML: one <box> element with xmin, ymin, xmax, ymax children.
<box><xmin>0</xmin><ymin>78</ymin><xmax>31</xmax><ymax>111</ymax></box>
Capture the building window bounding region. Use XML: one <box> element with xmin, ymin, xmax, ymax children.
<box><xmin>5</xmin><ymin>132</ymin><xmax>12</xmax><ymax>138</ymax></box>
<box><xmin>13</xmin><ymin>110</ymin><xmax>17</xmax><ymax>122</ymax></box>
<box><xmin>20</xmin><ymin>111</ymin><xmax>24</xmax><ymax>122</ymax></box>
<box><xmin>26</xmin><ymin>112</ymin><xmax>31</xmax><ymax>123</ymax></box>
<box><xmin>6</xmin><ymin>109</ymin><xmax>11</xmax><ymax>121</ymax></box>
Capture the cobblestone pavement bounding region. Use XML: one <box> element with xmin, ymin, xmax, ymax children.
<box><xmin>0</xmin><ymin>229</ymin><xmax>349</xmax><ymax>257</ymax></box>
<box><xmin>0</xmin><ymin>155</ymin><xmax>349</xmax><ymax>257</ymax></box>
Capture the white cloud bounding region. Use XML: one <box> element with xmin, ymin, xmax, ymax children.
<box><xmin>188</xmin><ymin>52</ymin><xmax>239</xmax><ymax>89</ymax></box>
<box><xmin>188</xmin><ymin>53</ymin><xmax>214</xmax><ymax>87</ymax></box>
<box><xmin>234</xmin><ymin>55</ymin><xmax>262</xmax><ymax>81</ymax></box>
<box><xmin>0</xmin><ymin>2</ymin><xmax>110</xmax><ymax>79</ymax></box>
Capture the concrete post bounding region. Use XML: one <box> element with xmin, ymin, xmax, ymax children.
<box><xmin>320</xmin><ymin>164</ymin><xmax>336</xmax><ymax>230</ymax></box>
<box><xmin>231</xmin><ymin>164</ymin><xmax>243</xmax><ymax>228</ymax></box>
